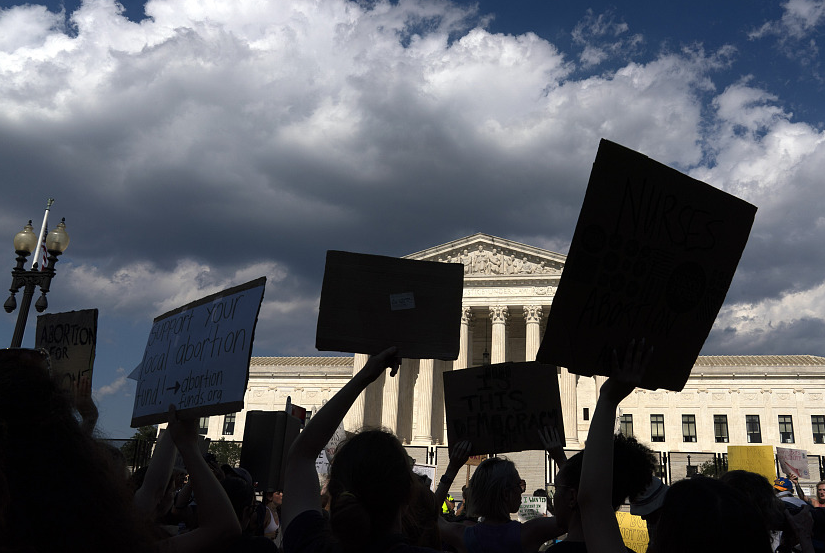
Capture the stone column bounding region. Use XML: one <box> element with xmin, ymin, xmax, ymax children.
<box><xmin>382</xmin><ymin>361</ymin><xmax>400</xmax><ymax>433</ymax></box>
<box><xmin>413</xmin><ymin>358</ymin><xmax>435</xmax><ymax>443</ymax></box>
<box><xmin>432</xmin><ymin>360</ymin><xmax>446</xmax><ymax>444</ymax></box>
<box><xmin>396</xmin><ymin>359</ymin><xmax>418</xmax><ymax>444</ymax></box>
<box><xmin>364</xmin><ymin>369</ymin><xmax>385</xmax><ymax>428</ymax></box>
<box><xmin>455</xmin><ymin>307</ymin><xmax>474</xmax><ymax>370</ymax></box>
<box><xmin>594</xmin><ymin>375</ymin><xmax>607</xmax><ymax>396</ymax></box>
<box><xmin>490</xmin><ymin>306</ymin><xmax>509</xmax><ymax>364</ymax></box>
<box><xmin>559</xmin><ymin>366</ymin><xmax>579</xmax><ymax>446</ymax></box>
<box><xmin>524</xmin><ymin>305</ymin><xmax>543</xmax><ymax>361</ymax></box>
<box><xmin>345</xmin><ymin>353</ymin><xmax>369</xmax><ymax>431</ymax></box>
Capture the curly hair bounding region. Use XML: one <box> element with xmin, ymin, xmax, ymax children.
<box><xmin>557</xmin><ymin>433</ymin><xmax>656</xmax><ymax>509</ymax></box>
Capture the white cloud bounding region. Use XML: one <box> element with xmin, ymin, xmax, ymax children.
<box><xmin>59</xmin><ymin>259</ymin><xmax>286</xmax><ymax>317</ymax></box>
<box><xmin>95</xmin><ymin>367</ymin><xmax>129</xmax><ymax>398</ymax></box>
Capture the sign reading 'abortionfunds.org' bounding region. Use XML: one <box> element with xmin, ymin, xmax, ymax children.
<box><xmin>131</xmin><ymin>277</ymin><xmax>266</xmax><ymax>427</ymax></box>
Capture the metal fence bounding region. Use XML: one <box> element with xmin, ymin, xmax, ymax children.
<box><xmin>108</xmin><ymin>437</ymin><xmax>825</xmax><ymax>489</ymax></box>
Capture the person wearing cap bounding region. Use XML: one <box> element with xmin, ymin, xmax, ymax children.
<box><xmin>776</xmin><ymin>477</ymin><xmax>809</xmax><ymax>510</ymax></box>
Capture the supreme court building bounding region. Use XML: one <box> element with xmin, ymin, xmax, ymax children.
<box><xmin>198</xmin><ymin>233</ymin><xmax>825</xmax><ymax>490</ymax></box>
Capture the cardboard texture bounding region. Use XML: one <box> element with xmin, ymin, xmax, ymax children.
<box><xmin>517</xmin><ymin>496</ymin><xmax>547</xmax><ymax>522</ymax></box>
<box><xmin>537</xmin><ymin>139</ymin><xmax>757</xmax><ymax>391</ymax></box>
<box><xmin>776</xmin><ymin>446</ymin><xmax>811</xmax><ymax>479</ymax></box>
<box><xmin>443</xmin><ymin>361</ymin><xmax>564</xmax><ymax>455</ymax></box>
<box><xmin>316</xmin><ymin>250</ymin><xmax>464</xmax><ymax>360</ymax></box>
<box><xmin>131</xmin><ymin>277</ymin><xmax>266</xmax><ymax>427</ymax></box>
<box><xmin>35</xmin><ymin>308</ymin><xmax>98</xmax><ymax>391</ymax></box>
<box><xmin>727</xmin><ymin>445</ymin><xmax>776</xmax><ymax>482</ymax></box>
<box><xmin>616</xmin><ymin>512</ymin><xmax>650</xmax><ymax>553</ymax></box>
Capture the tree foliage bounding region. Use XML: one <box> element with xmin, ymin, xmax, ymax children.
<box><xmin>209</xmin><ymin>437</ymin><xmax>242</xmax><ymax>467</ymax></box>
<box><xmin>120</xmin><ymin>425</ymin><xmax>158</xmax><ymax>468</ymax></box>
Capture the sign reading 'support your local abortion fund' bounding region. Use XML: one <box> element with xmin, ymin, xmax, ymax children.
<box><xmin>131</xmin><ymin>278</ymin><xmax>266</xmax><ymax>427</ymax></box>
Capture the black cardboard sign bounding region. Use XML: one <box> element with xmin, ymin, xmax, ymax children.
<box><xmin>443</xmin><ymin>362</ymin><xmax>564</xmax><ymax>456</ymax></box>
<box><xmin>35</xmin><ymin>309</ymin><xmax>98</xmax><ymax>391</ymax></box>
<box><xmin>315</xmin><ymin>250</ymin><xmax>464</xmax><ymax>360</ymax></box>
<box><xmin>536</xmin><ymin>139</ymin><xmax>757</xmax><ymax>391</ymax></box>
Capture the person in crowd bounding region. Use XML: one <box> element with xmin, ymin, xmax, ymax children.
<box><xmin>811</xmin><ymin>482</ymin><xmax>825</xmax><ymax>508</ymax></box>
<box><xmin>550</xmin><ymin>433</ymin><xmax>656</xmax><ymax>551</ymax></box>
<box><xmin>778</xmin><ymin>477</ymin><xmax>811</xmax><ymax>510</ymax></box>
<box><xmin>721</xmin><ymin>470</ymin><xmax>787</xmax><ymax>551</ymax></box>
<box><xmin>0</xmin><ymin>348</ymin><xmax>155</xmax><ymax>552</ymax></box>
<box><xmin>576</xmin><ymin>339</ymin><xmax>774</xmax><ymax>553</ymax></box>
<box><xmin>627</xmin><ymin>476</ymin><xmax>667</xmax><ymax>542</ymax></box>
<box><xmin>220</xmin><ymin>473</ymin><xmax>277</xmax><ymax>552</ymax></box>
<box><xmin>438</xmin><ymin>454</ymin><xmax>565</xmax><ymax>552</ymax></box>
<box><xmin>283</xmin><ymin>346</ymin><xmax>444</xmax><ymax>553</ymax></box>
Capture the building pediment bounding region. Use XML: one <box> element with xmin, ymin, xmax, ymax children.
<box><xmin>403</xmin><ymin>233</ymin><xmax>566</xmax><ymax>285</ymax></box>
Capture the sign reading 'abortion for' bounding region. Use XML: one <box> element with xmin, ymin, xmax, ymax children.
<box><xmin>131</xmin><ymin>278</ymin><xmax>266</xmax><ymax>427</ymax></box>
<box><xmin>443</xmin><ymin>362</ymin><xmax>564</xmax><ymax>456</ymax></box>
<box><xmin>35</xmin><ymin>308</ymin><xmax>98</xmax><ymax>391</ymax></box>
<box><xmin>537</xmin><ymin>139</ymin><xmax>757</xmax><ymax>391</ymax></box>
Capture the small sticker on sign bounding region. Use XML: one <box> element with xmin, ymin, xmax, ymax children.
<box><xmin>390</xmin><ymin>292</ymin><xmax>415</xmax><ymax>310</ymax></box>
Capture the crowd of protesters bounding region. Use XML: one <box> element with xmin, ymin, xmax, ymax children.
<box><xmin>3</xmin><ymin>343</ymin><xmax>825</xmax><ymax>553</ymax></box>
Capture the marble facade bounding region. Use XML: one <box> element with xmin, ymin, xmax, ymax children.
<box><xmin>197</xmin><ymin>233</ymin><xmax>825</xmax><ymax>486</ymax></box>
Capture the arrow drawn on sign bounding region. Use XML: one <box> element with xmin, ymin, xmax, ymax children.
<box><xmin>166</xmin><ymin>381</ymin><xmax>181</xmax><ymax>394</ymax></box>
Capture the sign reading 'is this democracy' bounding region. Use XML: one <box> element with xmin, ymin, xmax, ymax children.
<box><xmin>537</xmin><ymin>139</ymin><xmax>757</xmax><ymax>391</ymax></box>
<box><xmin>131</xmin><ymin>278</ymin><xmax>266</xmax><ymax>427</ymax></box>
<box><xmin>443</xmin><ymin>362</ymin><xmax>564</xmax><ymax>456</ymax></box>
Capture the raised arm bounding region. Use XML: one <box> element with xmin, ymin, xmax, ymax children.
<box><xmin>539</xmin><ymin>426</ymin><xmax>567</xmax><ymax>468</ymax></box>
<box><xmin>282</xmin><ymin>347</ymin><xmax>400</xmax><ymax>532</ymax></box>
<box><xmin>434</xmin><ymin>440</ymin><xmax>471</xmax><ymax>511</ymax></box>
<box><xmin>579</xmin><ymin>340</ymin><xmax>649</xmax><ymax>553</ymax></box>
<box><xmin>134</xmin><ymin>426</ymin><xmax>177</xmax><ymax>519</ymax></box>
<box><xmin>158</xmin><ymin>405</ymin><xmax>240</xmax><ymax>553</ymax></box>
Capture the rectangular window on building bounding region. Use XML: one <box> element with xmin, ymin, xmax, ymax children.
<box><xmin>223</xmin><ymin>413</ymin><xmax>236</xmax><ymax>436</ymax></box>
<box><xmin>813</xmin><ymin>416</ymin><xmax>825</xmax><ymax>444</ymax></box>
<box><xmin>198</xmin><ymin>417</ymin><xmax>209</xmax><ymax>434</ymax></box>
<box><xmin>620</xmin><ymin>414</ymin><xmax>633</xmax><ymax>437</ymax></box>
<box><xmin>779</xmin><ymin>415</ymin><xmax>795</xmax><ymax>444</ymax></box>
<box><xmin>651</xmin><ymin>414</ymin><xmax>665</xmax><ymax>442</ymax></box>
<box><xmin>682</xmin><ymin>414</ymin><xmax>697</xmax><ymax>442</ymax></box>
<box><xmin>714</xmin><ymin>415</ymin><xmax>729</xmax><ymax>443</ymax></box>
<box><xmin>746</xmin><ymin>415</ymin><xmax>762</xmax><ymax>443</ymax></box>
<box><xmin>583</xmin><ymin>407</ymin><xmax>590</xmax><ymax>421</ymax></box>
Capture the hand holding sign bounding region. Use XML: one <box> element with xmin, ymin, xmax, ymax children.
<box><xmin>538</xmin><ymin>426</ymin><xmax>567</xmax><ymax>467</ymax></box>
<box><xmin>358</xmin><ymin>346</ymin><xmax>401</xmax><ymax>384</ymax></box>
<box><xmin>601</xmin><ymin>338</ymin><xmax>651</xmax><ymax>403</ymax></box>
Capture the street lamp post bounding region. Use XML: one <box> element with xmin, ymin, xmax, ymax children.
<box><xmin>4</xmin><ymin>218</ymin><xmax>70</xmax><ymax>347</ymax></box>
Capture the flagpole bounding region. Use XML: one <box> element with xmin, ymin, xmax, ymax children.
<box><xmin>31</xmin><ymin>198</ymin><xmax>54</xmax><ymax>270</ymax></box>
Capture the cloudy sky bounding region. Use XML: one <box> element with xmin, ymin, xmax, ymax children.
<box><xmin>1</xmin><ymin>0</ymin><xmax>824</xmax><ymax>438</ymax></box>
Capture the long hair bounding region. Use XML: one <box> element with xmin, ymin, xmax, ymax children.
<box><xmin>327</xmin><ymin>429</ymin><xmax>413</xmax><ymax>551</ymax></box>
<box><xmin>467</xmin><ymin>457</ymin><xmax>519</xmax><ymax>521</ymax></box>
<box><xmin>0</xmin><ymin>350</ymin><xmax>153</xmax><ymax>552</ymax></box>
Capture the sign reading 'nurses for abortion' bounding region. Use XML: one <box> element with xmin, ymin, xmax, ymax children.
<box><xmin>131</xmin><ymin>278</ymin><xmax>266</xmax><ymax>427</ymax></box>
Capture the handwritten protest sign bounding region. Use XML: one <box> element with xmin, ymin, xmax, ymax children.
<box><xmin>537</xmin><ymin>139</ymin><xmax>757</xmax><ymax>391</ymax></box>
<box><xmin>316</xmin><ymin>251</ymin><xmax>464</xmax><ymax>360</ymax></box>
<box><xmin>412</xmin><ymin>464</ymin><xmax>438</xmax><ymax>492</ymax></box>
<box><xmin>35</xmin><ymin>309</ymin><xmax>97</xmax><ymax>391</ymax></box>
<box><xmin>131</xmin><ymin>278</ymin><xmax>266</xmax><ymax>427</ymax></box>
<box><xmin>616</xmin><ymin>511</ymin><xmax>649</xmax><ymax>553</ymax></box>
<box><xmin>315</xmin><ymin>421</ymin><xmax>347</xmax><ymax>475</ymax></box>
<box><xmin>777</xmin><ymin>447</ymin><xmax>810</xmax><ymax>479</ymax></box>
<box><xmin>443</xmin><ymin>361</ymin><xmax>564</xmax><ymax>455</ymax></box>
<box><xmin>727</xmin><ymin>445</ymin><xmax>775</xmax><ymax>481</ymax></box>
<box><xmin>517</xmin><ymin>495</ymin><xmax>547</xmax><ymax>522</ymax></box>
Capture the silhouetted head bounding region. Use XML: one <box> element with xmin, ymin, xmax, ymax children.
<box><xmin>468</xmin><ymin>457</ymin><xmax>522</xmax><ymax>521</ymax></box>
<box><xmin>327</xmin><ymin>429</ymin><xmax>413</xmax><ymax>550</ymax></box>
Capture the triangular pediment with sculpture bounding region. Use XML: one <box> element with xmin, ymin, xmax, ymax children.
<box><xmin>404</xmin><ymin>233</ymin><xmax>566</xmax><ymax>280</ymax></box>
